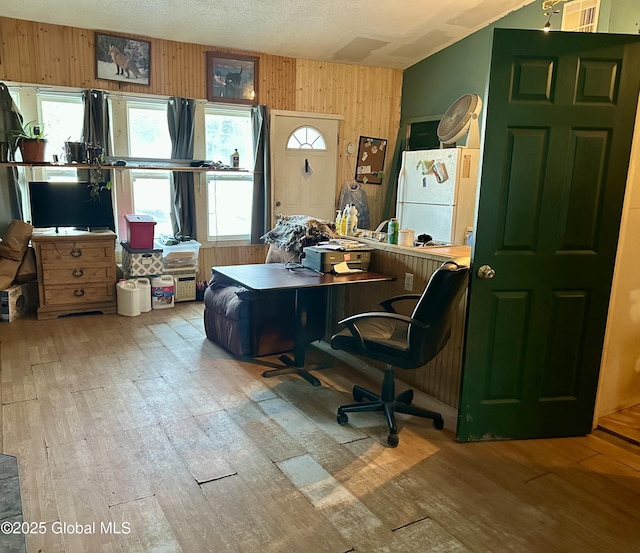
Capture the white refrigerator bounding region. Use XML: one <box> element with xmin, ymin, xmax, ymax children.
<box><xmin>396</xmin><ymin>147</ymin><xmax>480</xmax><ymax>244</ymax></box>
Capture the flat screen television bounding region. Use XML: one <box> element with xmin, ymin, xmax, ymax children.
<box><xmin>28</xmin><ymin>181</ymin><xmax>115</xmax><ymax>231</ymax></box>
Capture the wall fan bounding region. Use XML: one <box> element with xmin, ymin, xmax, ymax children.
<box><xmin>437</xmin><ymin>93</ymin><xmax>483</xmax><ymax>148</ymax></box>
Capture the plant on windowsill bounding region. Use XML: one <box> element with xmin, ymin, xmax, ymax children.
<box><xmin>87</xmin><ymin>146</ymin><xmax>112</xmax><ymax>202</ymax></box>
<box><xmin>2</xmin><ymin>121</ymin><xmax>47</xmax><ymax>163</ymax></box>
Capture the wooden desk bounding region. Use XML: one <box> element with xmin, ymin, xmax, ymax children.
<box><xmin>213</xmin><ymin>263</ymin><xmax>393</xmax><ymax>385</ymax></box>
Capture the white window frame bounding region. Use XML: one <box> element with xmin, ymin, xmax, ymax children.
<box><xmin>202</xmin><ymin>104</ymin><xmax>254</xmax><ymax>243</ymax></box>
<box><xmin>561</xmin><ymin>0</ymin><xmax>600</xmax><ymax>32</ymax></box>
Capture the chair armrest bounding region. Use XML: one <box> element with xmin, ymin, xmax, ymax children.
<box><xmin>337</xmin><ymin>311</ymin><xmax>429</xmax><ymax>349</ymax></box>
<box><xmin>379</xmin><ymin>294</ymin><xmax>421</xmax><ymax>313</ymax></box>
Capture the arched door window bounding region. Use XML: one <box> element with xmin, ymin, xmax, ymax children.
<box><xmin>286</xmin><ymin>126</ymin><xmax>327</xmax><ymax>150</ymax></box>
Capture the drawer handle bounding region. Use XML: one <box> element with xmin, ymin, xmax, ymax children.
<box><xmin>72</xmin><ymin>268</ymin><xmax>84</xmax><ymax>278</ymax></box>
<box><xmin>70</xmin><ymin>248</ymin><xmax>82</xmax><ymax>258</ymax></box>
<box><xmin>74</xmin><ymin>288</ymin><xmax>85</xmax><ymax>297</ymax></box>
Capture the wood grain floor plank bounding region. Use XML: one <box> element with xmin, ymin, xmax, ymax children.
<box><xmin>125</xmin><ymin>424</ymin><xmax>240</xmax><ymax>553</ymax></box>
<box><xmin>0</xmin><ymin>358</ymin><xmax>36</xmax><ymax>404</ymax></box>
<box><xmin>110</xmin><ymin>495</ymin><xmax>183</xmax><ymax>553</ymax></box>
<box><xmin>133</xmin><ymin>377</ymin><xmax>194</xmax><ymax>425</ymax></box>
<box><xmin>201</xmin><ymin>474</ymin><xmax>317</xmax><ymax>553</ymax></box>
<box><xmin>101</xmin><ymin>381</ymin><xmax>159</xmax><ymax>431</ymax></box>
<box><xmin>225</xmin><ymin>399</ymin><xmax>306</xmax><ymax>463</ymax></box>
<box><xmin>598</xmin><ymin>403</ymin><xmax>640</xmax><ymax>445</ymax></box>
<box><xmin>258</xmin><ymin>396</ymin><xmax>427</xmax><ymax>531</ymax></box>
<box><xmin>2</xmin><ymin>399</ymin><xmax>59</xmax><ymax>524</ymax></box>
<box><xmin>33</xmin><ymin>367</ymin><xmax>87</xmax><ymax>447</ymax></box>
<box><xmin>161</xmin><ymin>371</ymin><xmax>225</xmax><ymax>417</ymax></box>
<box><xmin>47</xmin><ymin>439</ymin><xmax>120</xmax><ymax>553</ymax></box>
<box><xmin>196</xmin><ymin>410</ymin><xmax>350</xmax><ymax>553</ymax></box>
<box><xmin>163</xmin><ymin>416</ymin><xmax>236</xmax><ymax>484</ymax></box>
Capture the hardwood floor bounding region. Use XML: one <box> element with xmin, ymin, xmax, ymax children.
<box><xmin>1</xmin><ymin>304</ymin><xmax>640</xmax><ymax>552</ymax></box>
<box><xmin>598</xmin><ymin>404</ymin><xmax>640</xmax><ymax>446</ymax></box>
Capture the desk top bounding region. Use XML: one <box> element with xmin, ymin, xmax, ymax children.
<box><xmin>213</xmin><ymin>263</ymin><xmax>393</xmax><ymax>291</ymax></box>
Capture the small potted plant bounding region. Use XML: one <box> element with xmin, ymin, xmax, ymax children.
<box><xmin>2</xmin><ymin>121</ymin><xmax>47</xmax><ymax>163</ymax></box>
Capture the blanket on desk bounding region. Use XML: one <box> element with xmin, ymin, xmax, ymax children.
<box><xmin>261</xmin><ymin>215</ymin><xmax>336</xmax><ymax>258</ymax></box>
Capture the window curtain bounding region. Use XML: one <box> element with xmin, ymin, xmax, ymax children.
<box><xmin>251</xmin><ymin>105</ymin><xmax>270</xmax><ymax>243</ymax></box>
<box><xmin>167</xmin><ymin>97</ymin><xmax>196</xmax><ymax>240</ymax></box>
<box><xmin>80</xmin><ymin>90</ymin><xmax>111</xmax><ymax>188</ymax></box>
<box><xmin>0</xmin><ymin>83</ymin><xmax>24</xmax><ymax>232</ymax></box>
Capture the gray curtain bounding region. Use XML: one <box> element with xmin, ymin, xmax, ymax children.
<box><xmin>0</xmin><ymin>83</ymin><xmax>24</xmax><ymax>233</ymax></box>
<box><xmin>251</xmin><ymin>105</ymin><xmax>270</xmax><ymax>243</ymax></box>
<box><xmin>80</xmin><ymin>90</ymin><xmax>111</xmax><ymax>188</ymax></box>
<box><xmin>167</xmin><ymin>97</ymin><xmax>196</xmax><ymax>240</ymax></box>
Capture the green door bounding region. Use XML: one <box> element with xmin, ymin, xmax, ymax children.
<box><xmin>457</xmin><ymin>29</ymin><xmax>640</xmax><ymax>442</ymax></box>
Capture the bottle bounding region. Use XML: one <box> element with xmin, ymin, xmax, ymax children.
<box><xmin>335</xmin><ymin>210</ymin><xmax>342</xmax><ymax>232</ymax></box>
<box><xmin>345</xmin><ymin>211</ymin><xmax>354</xmax><ymax>236</ymax></box>
<box><xmin>231</xmin><ymin>149</ymin><xmax>240</xmax><ymax>168</ymax></box>
<box><xmin>340</xmin><ymin>205</ymin><xmax>349</xmax><ymax>235</ymax></box>
<box><xmin>348</xmin><ymin>204</ymin><xmax>358</xmax><ymax>235</ymax></box>
<box><xmin>387</xmin><ymin>218</ymin><xmax>399</xmax><ymax>245</ymax></box>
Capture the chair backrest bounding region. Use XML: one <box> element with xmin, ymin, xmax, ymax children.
<box><xmin>408</xmin><ymin>261</ymin><xmax>469</xmax><ymax>365</ymax></box>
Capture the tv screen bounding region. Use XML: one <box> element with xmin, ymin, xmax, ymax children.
<box><xmin>28</xmin><ymin>181</ymin><xmax>115</xmax><ymax>231</ymax></box>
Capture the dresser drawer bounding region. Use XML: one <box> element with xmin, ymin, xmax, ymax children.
<box><xmin>41</xmin><ymin>265</ymin><xmax>116</xmax><ymax>285</ymax></box>
<box><xmin>42</xmin><ymin>283</ymin><xmax>115</xmax><ymax>306</ymax></box>
<box><xmin>39</xmin><ymin>240</ymin><xmax>115</xmax><ymax>265</ymax></box>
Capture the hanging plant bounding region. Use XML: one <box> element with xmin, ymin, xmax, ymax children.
<box><xmin>87</xmin><ymin>146</ymin><xmax>112</xmax><ymax>201</ymax></box>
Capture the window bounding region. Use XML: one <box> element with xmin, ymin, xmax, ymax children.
<box><xmin>38</xmin><ymin>93</ymin><xmax>84</xmax><ymax>182</ymax></box>
<box><xmin>561</xmin><ymin>0</ymin><xmax>600</xmax><ymax>32</ymax></box>
<box><xmin>286</xmin><ymin>126</ymin><xmax>326</xmax><ymax>150</ymax></box>
<box><xmin>205</xmin><ymin>107</ymin><xmax>254</xmax><ymax>240</ymax></box>
<box><xmin>125</xmin><ymin>100</ymin><xmax>173</xmax><ymax>237</ymax></box>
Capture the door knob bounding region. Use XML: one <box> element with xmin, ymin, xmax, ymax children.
<box><xmin>275</xmin><ymin>200</ymin><xmax>281</xmax><ymax>207</ymax></box>
<box><xmin>477</xmin><ymin>264</ymin><xmax>496</xmax><ymax>280</ymax></box>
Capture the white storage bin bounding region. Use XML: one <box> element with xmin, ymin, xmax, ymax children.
<box><xmin>156</xmin><ymin>240</ymin><xmax>201</xmax><ymax>269</ymax></box>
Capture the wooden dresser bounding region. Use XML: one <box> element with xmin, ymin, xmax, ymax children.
<box><xmin>32</xmin><ymin>229</ymin><xmax>117</xmax><ymax>320</ymax></box>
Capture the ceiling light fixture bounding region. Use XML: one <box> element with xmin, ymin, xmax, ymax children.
<box><xmin>541</xmin><ymin>0</ymin><xmax>566</xmax><ymax>31</ymax></box>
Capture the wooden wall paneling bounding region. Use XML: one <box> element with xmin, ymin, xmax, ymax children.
<box><xmin>294</xmin><ymin>59</ymin><xmax>402</xmax><ymax>230</ymax></box>
<box><xmin>0</xmin><ymin>16</ymin><xmax>400</xmax><ymax>268</ymax></box>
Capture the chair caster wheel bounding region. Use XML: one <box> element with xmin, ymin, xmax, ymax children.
<box><xmin>433</xmin><ymin>417</ymin><xmax>444</xmax><ymax>430</ymax></box>
<box><xmin>337</xmin><ymin>412</ymin><xmax>348</xmax><ymax>424</ymax></box>
<box><xmin>387</xmin><ymin>433</ymin><xmax>399</xmax><ymax>447</ymax></box>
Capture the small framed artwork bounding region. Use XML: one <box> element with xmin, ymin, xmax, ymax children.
<box><xmin>95</xmin><ymin>33</ymin><xmax>151</xmax><ymax>86</ymax></box>
<box><xmin>206</xmin><ymin>52</ymin><xmax>258</xmax><ymax>104</ymax></box>
<box><xmin>355</xmin><ymin>136</ymin><xmax>388</xmax><ymax>185</ymax></box>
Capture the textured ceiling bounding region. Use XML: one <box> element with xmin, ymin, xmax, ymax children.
<box><xmin>3</xmin><ymin>0</ymin><xmax>536</xmax><ymax>69</ymax></box>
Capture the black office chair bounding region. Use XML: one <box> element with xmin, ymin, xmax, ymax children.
<box><xmin>330</xmin><ymin>261</ymin><xmax>469</xmax><ymax>447</ymax></box>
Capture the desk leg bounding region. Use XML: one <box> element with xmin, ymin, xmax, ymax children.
<box><xmin>262</xmin><ymin>287</ymin><xmax>330</xmax><ymax>386</ymax></box>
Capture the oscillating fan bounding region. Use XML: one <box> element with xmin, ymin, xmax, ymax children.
<box><xmin>437</xmin><ymin>93</ymin><xmax>483</xmax><ymax>148</ymax></box>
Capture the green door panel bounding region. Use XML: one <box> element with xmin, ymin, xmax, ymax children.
<box><xmin>457</xmin><ymin>29</ymin><xmax>640</xmax><ymax>442</ymax></box>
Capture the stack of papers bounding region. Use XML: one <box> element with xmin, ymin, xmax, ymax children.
<box><xmin>317</xmin><ymin>239</ymin><xmax>369</xmax><ymax>250</ymax></box>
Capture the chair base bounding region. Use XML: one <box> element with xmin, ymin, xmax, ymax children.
<box><xmin>336</xmin><ymin>368</ymin><xmax>444</xmax><ymax>447</ymax></box>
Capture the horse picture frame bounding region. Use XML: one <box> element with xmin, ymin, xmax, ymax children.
<box><xmin>206</xmin><ymin>52</ymin><xmax>258</xmax><ymax>105</ymax></box>
<box><xmin>95</xmin><ymin>33</ymin><xmax>151</xmax><ymax>86</ymax></box>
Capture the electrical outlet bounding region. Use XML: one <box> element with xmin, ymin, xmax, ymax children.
<box><xmin>404</xmin><ymin>272</ymin><xmax>414</xmax><ymax>291</ymax></box>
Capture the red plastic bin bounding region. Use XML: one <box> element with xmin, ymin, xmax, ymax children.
<box><xmin>125</xmin><ymin>214</ymin><xmax>156</xmax><ymax>249</ymax></box>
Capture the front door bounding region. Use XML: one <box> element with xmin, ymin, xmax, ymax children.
<box><xmin>457</xmin><ymin>29</ymin><xmax>640</xmax><ymax>442</ymax></box>
<box><xmin>271</xmin><ymin>112</ymin><xmax>340</xmax><ymax>225</ymax></box>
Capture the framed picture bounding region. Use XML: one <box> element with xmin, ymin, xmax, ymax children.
<box><xmin>355</xmin><ymin>136</ymin><xmax>388</xmax><ymax>185</ymax></box>
<box><xmin>206</xmin><ymin>52</ymin><xmax>258</xmax><ymax>104</ymax></box>
<box><xmin>95</xmin><ymin>33</ymin><xmax>151</xmax><ymax>86</ymax></box>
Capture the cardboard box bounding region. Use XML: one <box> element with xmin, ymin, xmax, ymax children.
<box><xmin>121</xmin><ymin>241</ymin><xmax>163</xmax><ymax>277</ymax></box>
<box><xmin>0</xmin><ymin>280</ymin><xmax>38</xmax><ymax>322</ymax></box>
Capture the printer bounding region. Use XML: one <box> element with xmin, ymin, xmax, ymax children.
<box><xmin>302</xmin><ymin>245</ymin><xmax>372</xmax><ymax>273</ymax></box>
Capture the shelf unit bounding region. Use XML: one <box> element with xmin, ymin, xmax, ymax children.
<box><xmin>0</xmin><ymin>161</ymin><xmax>250</xmax><ymax>173</ymax></box>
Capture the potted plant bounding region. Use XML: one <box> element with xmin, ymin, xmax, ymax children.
<box><xmin>2</xmin><ymin>121</ymin><xmax>47</xmax><ymax>163</ymax></box>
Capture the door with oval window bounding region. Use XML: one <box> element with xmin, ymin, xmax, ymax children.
<box><xmin>271</xmin><ymin>111</ymin><xmax>340</xmax><ymax>224</ymax></box>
